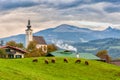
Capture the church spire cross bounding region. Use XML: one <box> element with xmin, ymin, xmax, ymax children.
<box><xmin>27</xmin><ymin>20</ymin><xmax>31</xmax><ymax>29</ymax></box>
<box><xmin>28</xmin><ymin>20</ymin><xmax>30</xmax><ymax>25</ymax></box>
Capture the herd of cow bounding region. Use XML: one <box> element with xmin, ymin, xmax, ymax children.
<box><xmin>32</xmin><ymin>58</ymin><xmax>89</xmax><ymax>65</ymax></box>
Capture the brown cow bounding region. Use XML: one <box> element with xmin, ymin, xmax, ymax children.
<box><xmin>85</xmin><ymin>61</ymin><xmax>89</xmax><ymax>65</ymax></box>
<box><xmin>45</xmin><ymin>59</ymin><xmax>49</xmax><ymax>64</ymax></box>
<box><xmin>75</xmin><ymin>59</ymin><xmax>81</xmax><ymax>63</ymax></box>
<box><xmin>51</xmin><ymin>58</ymin><xmax>56</xmax><ymax>63</ymax></box>
<box><xmin>64</xmin><ymin>58</ymin><xmax>68</xmax><ymax>63</ymax></box>
<box><xmin>32</xmin><ymin>59</ymin><xmax>38</xmax><ymax>62</ymax></box>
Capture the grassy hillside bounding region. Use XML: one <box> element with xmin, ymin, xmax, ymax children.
<box><xmin>0</xmin><ymin>57</ymin><xmax>120</xmax><ymax>80</ymax></box>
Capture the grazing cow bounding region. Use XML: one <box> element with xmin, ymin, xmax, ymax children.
<box><xmin>64</xmin><ymin>58</ymin><xmax>68</xmax><ymax>63</ymax></box>
<box><xmin>85</xmin><ymin>61</ymin><xmax>89</xmax><ymax>65</ymax></box>
<box><xmin>51</xmin><ymin>58</ymin><xmax>56</xmax><ymax>63</ymax></box>
<box><xmin>75</xmin><ymin>59</ymin><xmax>81</xmax><ymax>63</ymax></box>
<box><xmin>45</xmin><ymin>59</ymin><xmax>49</xmax><ymax>64</ymax></box>
<box><xmin>32</xmin><ymin>59</ymin><xmax>38</xmax><ymax>62</ymax></box>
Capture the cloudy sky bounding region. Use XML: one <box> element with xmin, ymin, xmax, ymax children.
<box><xmin>0</xmin><ymin>0</ymin><xmax>120</xmax><ymax>38</ymax></box>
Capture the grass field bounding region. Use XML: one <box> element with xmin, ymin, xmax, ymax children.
<box><xmin>0</xmin><ymin>57</ymin><xmax>120</xmax><ymax>80</ymax></box>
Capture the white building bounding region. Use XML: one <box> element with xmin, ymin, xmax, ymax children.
<box><xmin>25</xmin><ymin>20</ymin><xmax>33</xmax><ymax>48</ymax></box>
<box><xmin>0</xmin><ymin>45</ymin><xmax>26</xmax><ymax>58</ymax></box>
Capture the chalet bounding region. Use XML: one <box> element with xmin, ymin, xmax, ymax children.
<box><xmin>0</xmin><ymin>45</ymin><xmax>26</xmax><ymax>58</ymax></box>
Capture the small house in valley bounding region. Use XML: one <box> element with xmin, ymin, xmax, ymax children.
<box><xmin>0</xmin><ymin>45</ymin><xmax>26</xmax><ymax>58</ymax></box>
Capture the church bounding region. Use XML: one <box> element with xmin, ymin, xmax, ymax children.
<box><xmin>25</xmin><ymin>20</ymin><xmax>47</xmax><ymax>53</ymax></box>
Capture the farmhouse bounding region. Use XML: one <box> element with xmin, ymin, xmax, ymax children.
<box><xmin>25</xmin><ymin>20</ymin><xmax>47</xmax><ymax>53</ymax></box>
<box><xmin>0</xmin><ymin>45</ymin><xmax>26</xmax><ymax>58</ymax></box>
<box><xmin>49</xmin><ymin>50</ymin><xmax>100</xmax><ymax>60</ymax></box>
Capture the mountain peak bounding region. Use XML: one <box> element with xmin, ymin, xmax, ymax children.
<box><xmin>58</xmin><ymin>24</ymin><xmax>71</xmax><ymax>26</ymax></box>
<box><xmin>107</xmin><ymin>26</ymin><xmax>113</xmax><ymax>30</ymax></box>
<box><xmin>53</xmin><ymin>24</ymin><xmax>92</xmax><ymax>32</ymax></box>
<box><xmin>56</xmin><ymin>24</ymin><xmax>79</xmax><ymax>29</ymax></box>
<box><xmin>104</xmin><ymin>26</ymin><xmax>113</xmax><ymax>31</ymax></box>
<box><xmin>53</xmin><ymin>24</ymin><xmax>79</xmax><ymax>32</ymax></box>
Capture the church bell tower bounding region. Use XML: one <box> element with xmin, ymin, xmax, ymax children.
<box><xmin>25</xmin><ymin>20</ymin><xmax>33</xmax><ymax>48</ymax></box>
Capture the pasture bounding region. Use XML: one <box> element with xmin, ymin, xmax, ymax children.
<box><xmin>0</xmin><ymin>57</ymin><xmax>120</xmax><ymax>80</ymax></box>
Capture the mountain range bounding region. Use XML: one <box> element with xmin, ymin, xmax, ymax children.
<box><xmin>1</xmin><ymin>24</ymin><xmax>120</xmax><ymax>44</ymax></box>
<box><xmin>0</xmin><ymin>24</ymin><xmax>120</xmax><ymax>58</ymax></box>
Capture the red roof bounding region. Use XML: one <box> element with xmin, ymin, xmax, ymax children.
<box><xmin>0</xmin><ymin>45</ymin><xmax>27</xmax><ymax>54</ymax></box>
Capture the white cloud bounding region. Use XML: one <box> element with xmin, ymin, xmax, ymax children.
<box><xmin>0</xmin><ymin>1</ymin><xmax>120</xmax><ymax>38</ymax></box>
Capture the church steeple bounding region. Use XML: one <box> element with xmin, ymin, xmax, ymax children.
<box><xmin>25</xmin><ymin>19</ymin><xmax>33</xmax><ymax>48</ymax></box>
<box><xmin>27</xmin><ymin>20</ymin><xmax>31</xmax><ymax>29</ymax></box>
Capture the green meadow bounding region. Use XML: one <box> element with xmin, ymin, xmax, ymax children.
<box><xmin>0</xmin><ymin>57</ymin><xmax>120</xmax><ymax>80</ymax></box>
